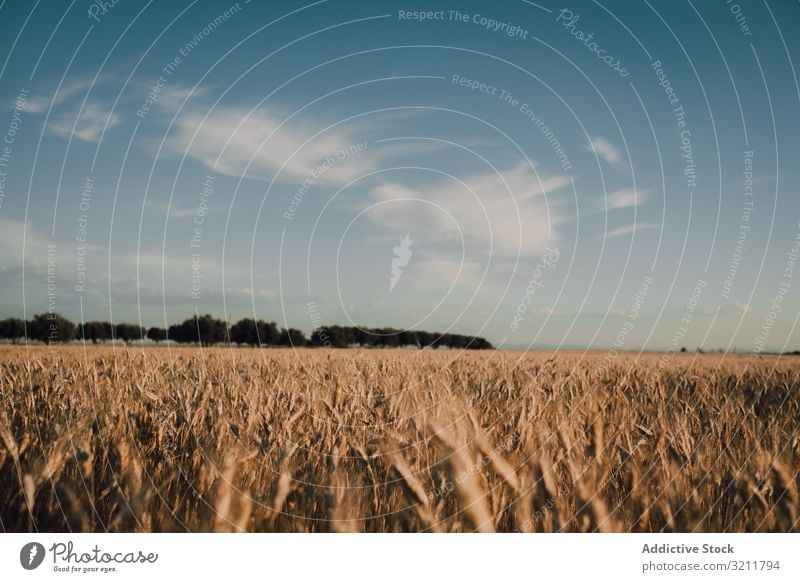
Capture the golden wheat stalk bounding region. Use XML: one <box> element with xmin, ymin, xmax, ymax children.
<box><xmin>428</xmin><ymin>420</ymin><xmax>495</xmax><ymax>533</ymax></box>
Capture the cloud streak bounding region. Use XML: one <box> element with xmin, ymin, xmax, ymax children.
<box><xmin>600</xmin><ymin>187</ymin><xmax>648</xmax><ymax>211</ymax></box>
<box><xmin>604</xmin><ymin>222</ymin><xmax>660</xmax><ymax>239</ymax></box>
<box><xmin>167</xmin><ymin>106</ymin><xmax>435</xmax><ymax>185</ymax></box>
<box><xmin>586</xmin><ymin>136</ymin><xmax>624</xmax><ymax>168</ymax></box>
<box><xmin>365</xmin><ymin>162</ymin><xmax>569</xmax><ymax>258</ymax></box>
<box><xmin>49</xmin><ymin>101</ymin><xmax>120</xmax><ymax>142</ymax></box>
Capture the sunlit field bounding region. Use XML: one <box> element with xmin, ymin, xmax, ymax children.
<box><xmin>1</xmin><ymin>346</ymin><xmax>797</xmax><ymax>532</ymax></box>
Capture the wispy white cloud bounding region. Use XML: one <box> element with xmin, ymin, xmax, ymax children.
<box><xmin>0</xmin><ymin>218</ymin><xmax>48</xmax><ymax>270</ymax></box>
<box><xmin>23</xmin><ymin>97</ymin><xmax>47</xmax><ymax>115</ymax></box>
<box><xmin>49</xmin><ymin>101</ymin><xmax>120</xmax><ymax>142</ymax></box>
<box><xmin>365</xmin><ymin>162</ymin><xmax>569</xmax><ymax>257</ymax></box>
<box><xmin>25</xmin><ymin>75</ymin><xmax>113</xmax><ymax>114</ymax></box>
<box><xmin>145</xmin><ymin>201</ymin><xmax>198</xmax><ymax>220</ymax></box>
<box><xmin>151</xmin><ymin>83</ymin><xmax>207</xmax><ymax>113</ymax></box>
<box><xmin>393</xmin><ymin>255</ymin><xmax>485</xmax><ymax>293</ymax></box>
<box><xmin>586</xmin><ymin>136</ymin><xmax>624</xmax><ymax>168</ymax></box>
<box><xmin>167</xmin><ymin>106</ymin><xmax>436</xmax><ymax>185</ymax></box>
<box><xmin>0</xmin><ymin>217</ymin><xmax>233</xmax><ymax>313</ymax></box>
<box><xmin>167</xmin><ymin>207</ymin><xmax>197</xmax><ymax>220</ymax></box>
<box><xmin>601</xmin><ymin>187</ymin><xmax>647</xmax><ymax>210</ymax></box>
<box><xmin>25</xmin><ymin>75</ymin><xmax>121</xmax><ymax>142</ymax></box>
<box><xmin>604</xmin><ymin>222</ymin><xmax>660</xmax><ymax>239</ymax></box>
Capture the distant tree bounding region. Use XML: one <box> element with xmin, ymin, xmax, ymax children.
<box><xmin>415</xmin><ymin>331</ymin><xmax>433</xmax><ymax>349</ymax></box>
<box><xmin>310</xmin><ymin>327</ymin><xmax>333</xmax><ymax>347</ymax></box>
<box><xmin>430</xmin><ymin>334</ymin><xmax>446</xmax><ymax>349</ymax></box>
<box><xmin>362</xmin><ymin>328</ymin><xmax>381</xmax><ymax>348</ymax></box>
<box><xmin>255</xmin><ymin>319</ymin><xmax>280</xmax><ymax>346</ymax></box>
<box><xmin>279</xmin><ymin>327</ymin><xmax>307</xmax><ymax>346</ymax></box>
<box><xmin>114</xmin><ymin>323</ymin><xmax>145</xmax><ymax>344</ymax></box>
<box><xmin>146</xmin><ymin>327</ymin><xmax>167</xmax><ymax>344</ymax></box>
<box><xmin>112</xmin><ymin>323</ymin><xmax>127</xmax><ymax>343</ymax></box>
<box><xmin>230</xmin><ymin>318</ymin><xmax>258</xmax><ymax>346</ymax></box>
<box><xmin>399</xmin><ymin>330</ymin><xmax>418</xmax><ymax>348</ymax></box>
<box><xmin>29</xmin><ymin>313</ymin><xmax>76</xmax><ymax>344</ymax></box>
<box><xmin>304</xmin><ymin>325</ymin><xmax>491</xmax><ymax>350</ymax></box>
<box><xmin>167</xmin><ymin>316</ymin><xmax>222</xmax><ymax>345</ymax></box>
<box><xmin>131</xmin><ymin>323</ymin><xmax>146</xmax><ymax>343</ymax></box>
<box><xmin>325</xmin><ymin>325</ymin><xmax>355</xmax><ymax>348</ymax></box>
<box><xmin>193</xmin><ymin>314</ymin><xmax>227</xmax><ymax>346</ymax></box>
<box><xmin>10</xmin><ymin>314</ymin><xmax>491</xmax><ymax>350</ymax></box>
<box><xmin>0</xmin><ymin>317</ymin><xmax>26</xmax><ymax>343</ymax></box>
<box><xmin>168</xmin><ymin>322</ymin><xmax>188</xmax><ymax>344</ymax></box>
<box><xmin>444</xmin><ymin>334</ymin><xmax>465</xmax><ymax>349</ymax></box>
<box><xmin>352</xmin><ymin>327</ymin><xmax>370</xmax><ymax>347</ymax></box>
<box><xmin>467</xmin><ymin>337</ymin><xmax>493</xmax><ymax>350</ymax></box>
<box><xmin>382</xmin><ymin>329</ymin><xmax>401</xmax><ymax>348</ymax></box>
<box><xmin>79</xmin><ymin>320</ymin><xmax>112</xmax><ymax>344</ymax></box>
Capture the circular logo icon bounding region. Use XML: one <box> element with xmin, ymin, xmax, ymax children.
<box><xmin>19</xmin><ymin>542</ymin><xmax>46</xmax><ymax>570</ymax></box>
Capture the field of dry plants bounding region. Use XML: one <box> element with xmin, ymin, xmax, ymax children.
<box><xmin>0</xmin><ymin>346</ymin><xmax>798</xmax><ymax>533</ymax></box>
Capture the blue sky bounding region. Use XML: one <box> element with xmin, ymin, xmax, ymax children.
<box><xmin>1</xmin><ymin>0</ymin><xmax>799</xmax><ymax>351</ymax></box>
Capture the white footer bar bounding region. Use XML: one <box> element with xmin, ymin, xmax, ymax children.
<box><xmin>2</xmin><ymin>533</ymin><xmax>797</xmax><ymax>581</ymax></box>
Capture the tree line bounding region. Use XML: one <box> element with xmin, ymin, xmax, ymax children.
<box><xmin>0</xmin><ymin>313</ymin><xmax>493</xmax><ymax>349</ymax></box>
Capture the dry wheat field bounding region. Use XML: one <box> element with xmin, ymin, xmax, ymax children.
<box><xmin>0</xmin><ymin>345</ymin><xmax>798</xmax><ymax>533</ymax></box>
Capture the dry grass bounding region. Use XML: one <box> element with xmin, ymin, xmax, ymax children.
<box><xmin>0</xmin><ymin>345</ymin><xmax>798</xmax><ymax>532</ymax></box>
